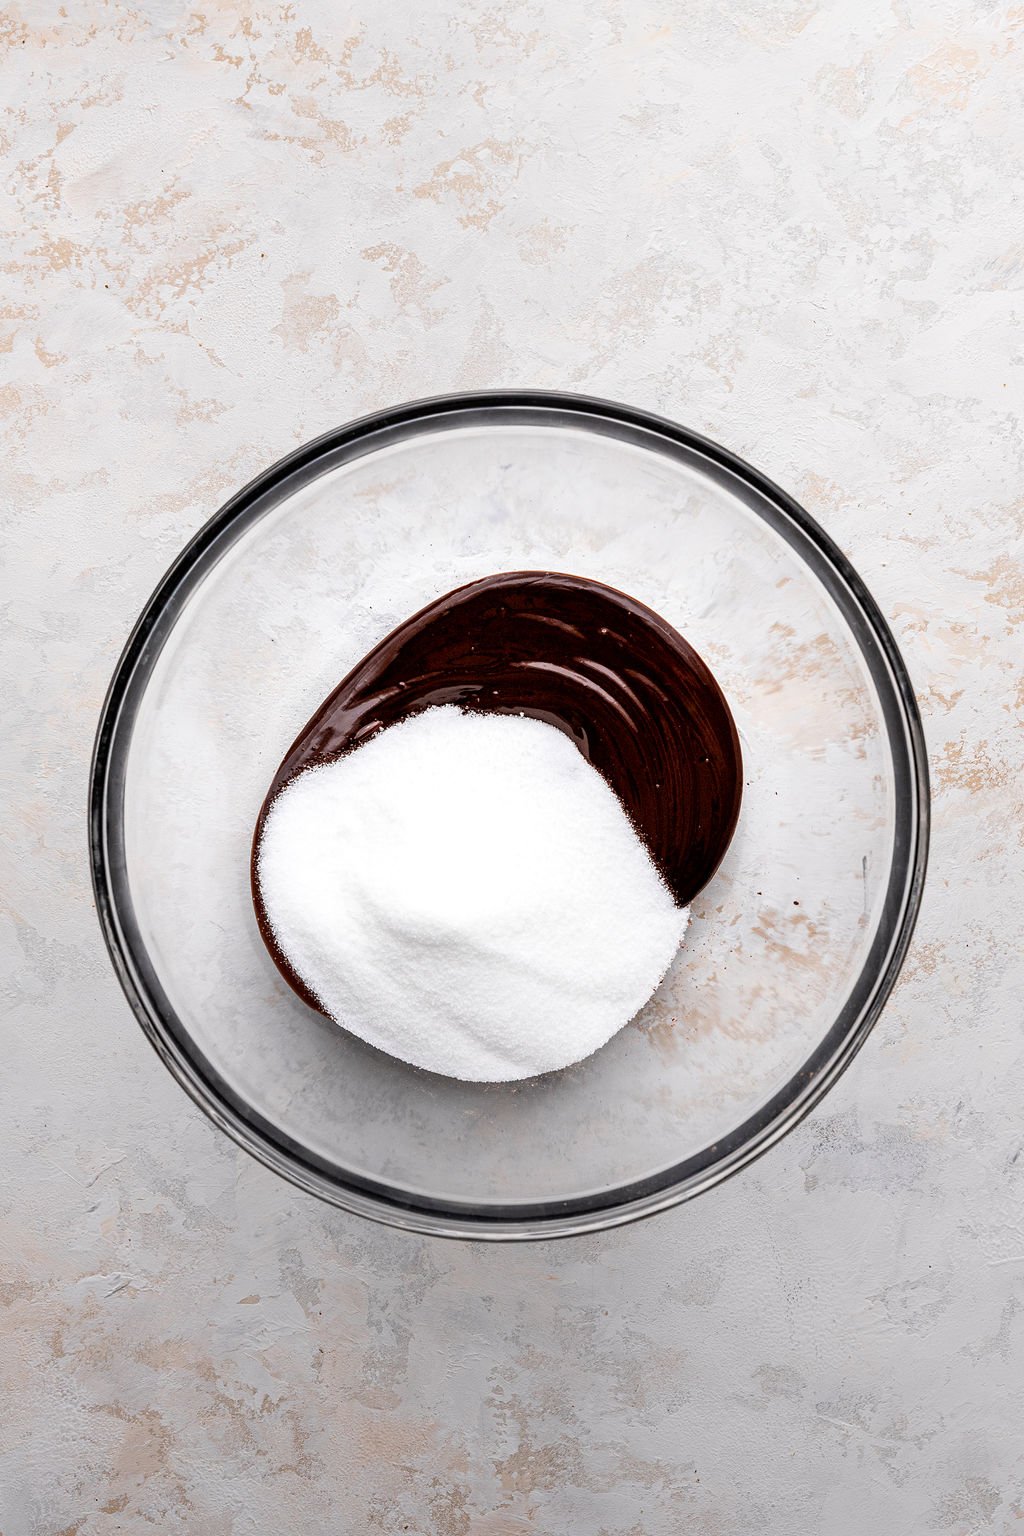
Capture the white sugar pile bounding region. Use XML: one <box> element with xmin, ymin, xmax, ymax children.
<box><xmin>256</xmin><ymin>706</ymin><xmax>689</xmax><ymax>1081</ymax></box>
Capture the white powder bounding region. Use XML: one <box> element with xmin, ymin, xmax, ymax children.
<box><xmin>256</xmin><ymin>706</ymin><xmax>689</xmax><ymax>1082</ymax></box>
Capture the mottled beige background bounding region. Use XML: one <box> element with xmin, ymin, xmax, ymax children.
<box><xmin>3</xmin><ymin>1</ymin><xmax>1023</xmax><ymax>1532</ymax></box>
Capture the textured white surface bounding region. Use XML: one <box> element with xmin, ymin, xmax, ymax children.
<box><xmin>2</xmin><ymin>2</ymin><xmax>1023</xmax><ymax>1531</ymax></box>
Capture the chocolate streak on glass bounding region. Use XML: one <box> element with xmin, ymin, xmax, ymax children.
<box><xmin>252</xmin><ymin>572</ymin><xmax>742</xmax><ymax>1015</ymax></box>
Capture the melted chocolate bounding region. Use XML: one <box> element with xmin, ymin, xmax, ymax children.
<box><xmin>252</xmin><ymin>572</ymin><xmax>742</xmax><ymax>1014</ymax></box>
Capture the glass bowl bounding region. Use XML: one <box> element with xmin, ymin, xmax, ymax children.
<box><xmin>90</xmin><ymin>391</ymin><xmax>929</xmax><ymax>1240</ymax></box>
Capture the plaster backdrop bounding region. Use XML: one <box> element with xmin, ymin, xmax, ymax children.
<box><xmin>3</xmin><ymin>1</ymin><xmax>1023</xmax><ymax>1532</ymax></box>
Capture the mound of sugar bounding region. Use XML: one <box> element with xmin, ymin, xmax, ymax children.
<box><xmin>256</xmin><ymin>706</ymin><xmax>689</xmax><ymax>1081</ymax></box>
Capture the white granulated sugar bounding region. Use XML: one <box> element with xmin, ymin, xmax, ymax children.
<box><xmin>256</xmin><ymin>706</ymin><xmax>689</xmax><ymax>1082</ymax></box>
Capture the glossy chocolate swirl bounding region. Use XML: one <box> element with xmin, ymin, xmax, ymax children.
<box><xmin>252</xmin><ymin>572</ymin><xmax>742</xmax><ymax>1013</ymax></box>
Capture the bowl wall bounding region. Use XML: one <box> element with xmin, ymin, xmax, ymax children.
<box><xmin>92</xmin><ymin>394</ymin><xmax>928</xmax><ymax>1236</ymax></box>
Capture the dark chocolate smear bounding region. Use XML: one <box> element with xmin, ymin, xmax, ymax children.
<box><xmin>252</xmin><ymin>571</ymin><xmax>742</xmax><ymax>1015</ymax></box>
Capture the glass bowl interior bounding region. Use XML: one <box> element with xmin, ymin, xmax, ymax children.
<box><xmin>91</xmin><ymin>394</ymin><xmax>927</xmax><ymax>1238</ymax></box>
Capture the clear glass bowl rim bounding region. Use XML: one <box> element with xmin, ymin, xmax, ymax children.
<box><xmin>89</xmin><ymin>389</ymin><xmax>930</xmax><ymax>1241</ymax></box>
